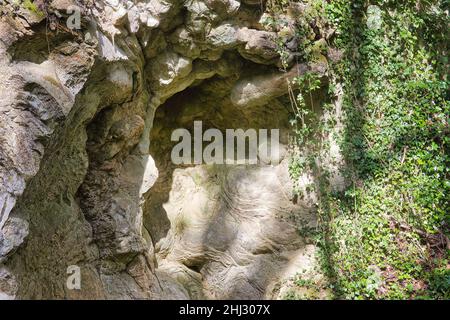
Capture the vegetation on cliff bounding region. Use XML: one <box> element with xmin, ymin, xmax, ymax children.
<box><xmin>273</xmin><ymin>0</ymin><xmax>449</xmax><ymax>299</ymax></box>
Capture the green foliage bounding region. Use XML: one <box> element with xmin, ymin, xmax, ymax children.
<box><xmin>324</xmin><ymin>0</ymin><xmax>449</xmax><ymax>299</ymax></box>
<box><xmin>13</xmin><ymin>0</ymin><xmax>45</xmax><ymax>16</ymax></box>
<box><xmin>288</xmin><ymin>72</ymin><xmax>322</xmax><ymax>194</ymax></box>
<box><xmin>270</xmin><ymin>0</ymin><xmax>449</xmax><ymax>300</ymax></box>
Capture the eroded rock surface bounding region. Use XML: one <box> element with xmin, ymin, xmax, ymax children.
<box><xmin>0</xmin><ymin>0</ymin><xmax>334</xmax><ymax>299</ymax></box>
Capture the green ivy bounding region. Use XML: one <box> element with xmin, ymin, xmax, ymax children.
<box><xmin>12</xmin><ymin>0</ymin><xmax>45</xmax><ymax>16</ymax></box>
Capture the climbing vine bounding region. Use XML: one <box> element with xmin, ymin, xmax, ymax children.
<box><xmin>267</xmin><ymin>0</ymin><xmax>449</xmax><ymax>299</ymax></box>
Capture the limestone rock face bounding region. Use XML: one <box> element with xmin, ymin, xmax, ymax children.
<box><xmin>0</xmin><ymin>0</ymin><xmax>333</xmax><ymax>299</ymax></box>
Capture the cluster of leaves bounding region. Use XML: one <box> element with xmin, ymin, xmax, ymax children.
<box><xmin>270</xmin><ymin>0</ymin><xmax>449</xmax><ymax>299</ymax></box>
<box><xmin>323</xmin><ymin>0</ymin><xmax>449</xmax><ymax>299</ymax></box>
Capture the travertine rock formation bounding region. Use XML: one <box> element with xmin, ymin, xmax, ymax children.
<box><xmin>0</xmin><ymin>0</ymin><xmax>332</xmax><ymax>299</ymax></box>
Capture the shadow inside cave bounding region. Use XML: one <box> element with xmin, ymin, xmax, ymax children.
<box><xmin>143</xmin><ymin>73</ymin><xmax>322</xmax><ymax>299</ymax></box>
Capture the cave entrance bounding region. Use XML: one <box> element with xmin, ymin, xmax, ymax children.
<box><xmin>142</xmin><ymin>68</ymin><xmax>318</xmax><ymax>299</ymax></box>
